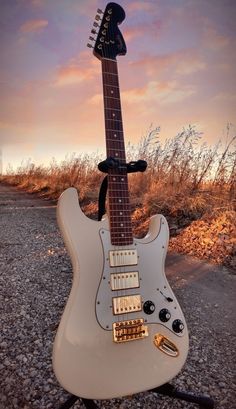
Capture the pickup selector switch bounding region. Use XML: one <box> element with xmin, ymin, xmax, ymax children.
<box><xmin>143</xmin><ymin>300</ymin><xmax>155</xmax><ymax>315</ymax></box>
<box><xmin>172</xmin><ymin>319</ymin><xmax>184</xmax><ymax>333</ymax></box>
<box><xmin>159</xmin><ymin>308</ymin><xmax>171</xmax><ymax>322</ymax></box>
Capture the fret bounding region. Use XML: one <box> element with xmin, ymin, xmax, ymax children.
<box><xmin>103</xmin><ymin>71</ymin><xmax>118</xmax><ymax>76</ymax></box>
<box><xmin>105</xmin><ymin>96</ymin><xmax>120</xmax><ymax>100</ymax></box>
<box><xmin>108</xmin><ymin>189</ymin><xmax>129</xmax><ymax>193</ymax></box>
<box><xmin>107</xmin><ymin>147</ymin><xmax>126</xmax><ymax>151</ymax></box>
<box><xmin>104</xmin><ymin>84</ymin><xmax>119</xmax><ymax>89</ymax></box>
<box><xmin>110</xmin><ymin>215</ymin><xmax>132</xmax><ymax>219</ymax></box>
<box><xmin>106</xmin><ymin>138</ymin><xmax>123</xmax><ymax>143</ymax></box>
<box><xmin>105</xmin><ymin>117</ymin><xmax>122</xmax><ymax>122</ymax></box>
<box><xmin>109</xmin><ymin>195</ymin><xmax>129</xmax><ymax>200</ymax></box>
<box><xmin>106</xmin><ymin>129</ymin><xmax>123</xmax><ymax>133</ymax></box>
<box><xmin>105</xmin><ymin>107</ymin><xmax>121</xmax><ymax>112</ymax></box>
<box><xmin>109</xmin><ymin>206</ymin><xmax>130</xmax><ymax>209</ymax></box>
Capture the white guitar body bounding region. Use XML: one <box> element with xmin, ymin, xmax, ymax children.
<box><xmin>53</xmin><ymin>187</ymin><xmax>189</xmax><ymax>399</ymax></box>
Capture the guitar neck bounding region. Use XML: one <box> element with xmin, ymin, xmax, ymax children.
<box><xmin>101</xmin><ymin>58</ymin><xmax>133</xmax><ymax>246</ymax></box>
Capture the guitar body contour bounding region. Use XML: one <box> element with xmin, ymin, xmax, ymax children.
<box><xmin>53</xmin><ymin>187</ymin><xmax>189</xmax><ymax>399</ymax></box>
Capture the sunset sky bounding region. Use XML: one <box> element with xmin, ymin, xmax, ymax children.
<box><xmin>1</xmin><ymin>0</ymin><xmax>236</xmax><ymax>171</ymax></box>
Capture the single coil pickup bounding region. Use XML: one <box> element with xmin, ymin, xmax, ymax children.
<box><xmin>110</xmin><ymin>271</ymin><xmax>139</xmax><ymax>290</ymax></box>
<box><xmin>113</xmin><ymin>318</ymin><xmax>148</xmax><ymax>343</ymax></box>
<box><xmin>109</xmin><ymin>249</ymin><xmax>137</xmax><ymax>267</ymax></box>
<box><xmin>112</xmin><ymin>294</ymin><xmax>142</xmax><ymax>315</ymax></box>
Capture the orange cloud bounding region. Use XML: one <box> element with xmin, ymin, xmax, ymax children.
<box><xmin>54</xmin><ymin>55</ymin><xmax>99</xmax><ymax>87</ymax></box>
<box><xmin>123</xmin><ymin>26</ymin><xmax>143</xmax><ymax>42</ymax></box>
<box><xmin>20</xmin><ymin>19</ymin><xmax>48</xmax><ymax>33</ymax></box>
<box><xmin>132</xmin><ymin>50</ymin><xmax>206</xmax><ymax>77</ymax></box>
<box><xmin>90</xmin><ymin>80</ymin><xmax>195</xmax><ymax>107</ymax></box>
<box><xmin>122</xmin><ymin>81</ymin><xmax>195</xmax><ymax>105</ymax></box>
<box><xmin>204</xmin><ymin>27</ymin><xmax>230</xmax><ymax>50</ymax></box>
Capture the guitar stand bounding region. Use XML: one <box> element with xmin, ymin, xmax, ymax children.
<box><xmin>58</xmin><ymin>383</ymin><xmax>214</xmax><ymax>409</ymax></box>
<box><xmin>57</xmin><ymin>157</ymin><xmax>214</xmax><ymax>409</ymax></box>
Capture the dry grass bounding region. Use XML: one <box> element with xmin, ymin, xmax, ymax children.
<box><xmin>1</xmin><ymin>124</ymin><xmax>235</xmax><ymax>267</ymax></box>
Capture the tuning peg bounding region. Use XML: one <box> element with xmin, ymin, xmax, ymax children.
<box><xmin>95</xmin><ymin>14</ymin><xmax>101</xmax><ymax>21</ymax></box>
<box><xmin>93</xmin><ymin>21</ymin><xmax>99</xmax><ymax>28</ymax></box>
<box><xmin>91</xmin><ymin>28</ymin><xmax>97</xmax><ymax>35</ymax></box>
<box><xmin>87</xmin><ymin>43</ymin><xmax>94</xmax><ymax>48</ymax></box>
<box><xmin>97</xmin><ymin>8</ymin><xmax>103</xmax><ymax>14</ymax></box>
<box><xmin>89</xmin><ymin>36</ymin><xmax>95</xmax><ymax>41</ymax></box>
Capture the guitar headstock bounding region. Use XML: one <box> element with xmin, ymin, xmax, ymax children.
<box><xmin>87</xmin><ymin>2</ymin><xmax>127</xmax><ymax>61</ymax></box>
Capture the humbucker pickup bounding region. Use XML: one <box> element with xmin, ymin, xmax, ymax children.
<box><xmin>112</xmin><ymin>294</ymin><xmax>142</xmax><ymax>315</ymax></box>
<box><xmin>109</xmin><ymin>249</ymin><xmax>137</xmax><ymax>267</ymax></box>
<box><xmin>110</xmin><ymin>272</ymin><xmax>139</xmax><ymax>290</ymax></box>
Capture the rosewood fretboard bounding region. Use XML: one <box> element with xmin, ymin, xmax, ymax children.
<box><xmin>101</xmin><ymin>58</ymin><xmax>133</xmax><ymax>246</ymax></box>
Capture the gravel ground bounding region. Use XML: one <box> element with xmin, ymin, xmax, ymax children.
<box><xmin>0</xmin><ymin>183</ymin><xmax>235</xmax><ymax>409</ymax></box>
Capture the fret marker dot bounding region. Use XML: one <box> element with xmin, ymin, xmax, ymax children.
<box><xmin>113</xmin><ymin>177</ymin><xmax>116</xmax><ymax>181</ymax></box>
<box><xmin>121</xmin><ymin>178</ymin><xmax>124</xmax><ymax>181</ymax></box>
<box><xmin>115</xmin><ymin>153</ymin><xmax>118</xmax><ymax>156</ymax></box>
<box><xmin>120</xmin><ymin>223</ymin><xmax>124</xmax><ymax>227</ymax></box>
<box><xmin>112</xmin><ymin>113</ymin><xmax>115</xmax><ymax>117</ymax></box>
<box><xmin>118</xmin><ymin>199</ymin><xmax>122</xmax><ymax>203</ymax></box>
<box><xmin>120</xmin><ymin>212</ymin><xmax>123</xmax><ymax>215</ymax></box>
<box><xmin>121</xmin><ymin>234</ymin><xmax>124</xmax><ymax>237</ymax></box>
<box><xmin>111</xmin><ymin>90</ymin><xmax>114</xmax><ymax>94</ymax></box>
<box><xmin>114</xmin><ymin>134</ymin><xmax>117</xmax><ymax>137</ymax></box>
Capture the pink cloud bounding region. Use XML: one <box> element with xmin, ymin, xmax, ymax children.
<box><xmin>20</xmin><ymin>19</ymin><xmax>48</xmax><ymax>33</ymax></box>
<box><xmin>127</xmin><ymin>1</ymin><xmax>154</xmax><ymax>13</ymax></box>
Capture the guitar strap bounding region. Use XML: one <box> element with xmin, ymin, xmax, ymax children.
<box><xmin>97</xmin><ymin>158</ymin><xmax>147</xmax><ymax>221</ymax></box>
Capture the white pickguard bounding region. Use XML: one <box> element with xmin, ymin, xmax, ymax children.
<box><xmin>53</xmin><ymin>188</ymin><xmax>189</xmax><ymax>399</ymax></box>
<box><xmin>96</xmin><ymin>225</ymin><xmax>186</xmax><ymax>337</ymax></box>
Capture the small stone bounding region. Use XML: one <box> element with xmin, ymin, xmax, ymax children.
<box><xmin>219</xmin><ymin>381</ymin><xmax>226</xmax><ymax>388</ymax></box>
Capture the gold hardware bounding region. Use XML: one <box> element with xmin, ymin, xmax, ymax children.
<box><xmin>109</xmin><ymin>249</ymin><xmax>138</xmax><ymax>267</ymax></box>
<box><xmin>110</xmin><ymin>272</ymin><xmax>139</xmax><ymax>291</ymax></box>
<box><xmin>113</xmin><ymin>319</ymin><xmax>148</xmax><ymax>343</ymax></box>
<box><xmin>154</xmin><ymin>334</ymin><xmax>179</xmax><ymax>357</ymax></box>
<box><xmin>112</xmin><ymin>294</ymin><xmax>142</xmax><ymax>315</ymax></box>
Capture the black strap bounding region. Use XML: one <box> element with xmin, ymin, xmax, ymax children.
<box><xmin>97</xmin><ymin>158</ymin><xmax>147</xmax><ymax>221</ymax></box>
<box><xmin>98</xmin><ymin>176</ymin><xmax>108</xmax><ymax>221</ymax></box>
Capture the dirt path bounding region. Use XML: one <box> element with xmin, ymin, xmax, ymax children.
<box><xmin>0</xmin><ymin>183</ymin><xmax>235</xmax><ymax>409</ymax></box>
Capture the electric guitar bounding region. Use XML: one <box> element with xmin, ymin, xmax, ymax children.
<box><xmin>53</xmin><ymin>2</ymin><xmax>189</xmax><ymax>399</ymax></box>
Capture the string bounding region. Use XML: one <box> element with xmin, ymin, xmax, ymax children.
<box><xmin>99</xmin><ymin>5</ymin><xmax>135</xmax><ymax>329</ymax></box>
